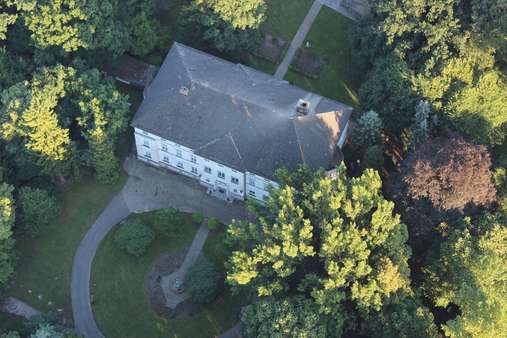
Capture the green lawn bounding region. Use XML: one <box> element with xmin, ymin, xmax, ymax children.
<box><xmin>91</xmin><ymin>212</ymin><xmax>242</xmax><ymax>338</ymax></box>
<box><xmin>3</xmin><ymin>175</ymin><xmax>127</xmax><ymax>325</ymax></box>
<box><xmin>260</xmin><ymin>0</ymin><xmax>314</xmax><ymax>42</ymax></box>
<box><xmin>244</xmin><ymin>0</ymin><xmax>314</xmax><ymax>74</ymax></box>
<box><xmin>285</xmin><ymin>7</ymin><xmax>360</xmax><ymax>106</ymax></box>
<box><xmin>0</xmin><ymin>313</ymin><xmax>24</xmax><ymax>334</ymax></box>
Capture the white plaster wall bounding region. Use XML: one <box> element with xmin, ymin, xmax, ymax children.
<box><xmin>245</xmin><ymin>172</ymin><xmax>279</xmax><ymax>202</ymax></box>
<box><xmin>200</xmin><ymin>158</ymin><xmax>245</xmax><ymax>200</ymax></box>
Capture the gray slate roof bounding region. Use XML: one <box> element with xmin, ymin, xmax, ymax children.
<box><xmin>131</xmin><ymin>43</ymin><xmax>353</xmax><ymax>179</ymax></box>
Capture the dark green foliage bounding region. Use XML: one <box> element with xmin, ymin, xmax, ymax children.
<box><xmin>184</xmin><ymin>260</ymin><xmax>222</xmax><ymax>303</ymax></box>
<box><xmin>493</xmin><ymin>166</ymin><xmax>507</xmax><ymax>215</ymax></box>
<box><xmin>207</xmin><ymin>217</ymin><xmax>219</xmax><ymax>230</ymax></box>
<box><xmin>240</xmin><ymin>296</ymin><xmax>327</xmax><ymax>338</ymax></box>
<box><xmin>191</xmin><ymin>211</ymin><xmax>204</xmax><ymax>224</ymax></box>
<box><xmin>0</xmin><ymin>48</ymin><xmax>31</xmax><ymax>91</ymax></box>
<box><xmin>151</xmin><ymin>208</ymin><xmax>183</xmax><ymax>238</ymax></box>
<box><xmin>113</xmin><ymin>220</ymin><xmax>155</xmax><ymax>257</ymax></box>
<box><xmin>358</xmin><ymin>54</ymin><xmax>418</xmax><ymax>131</ymax></box>
<box><xmin>182</xmin><ymin>2</ymin><xmax>261</xmax><ymax>53</ymax></box>
<box><xmin>363</xmin><ymin>145</ymin><xmax>384</xmax><ymax>170</ymax></box>
<box><xmin>16</xmin><ymin>187</ymin><xmax>60</xmax><ymax>236</ymax></box>
<box><xmin>362</xmin><ymin>292</ymin><xmax>438</xmax><ymax>338</ymax></box>
<box><xmin>0</xmin><ymin>182</ymin><xmax>16</xmax><ymax>288</ymax></box>
<box><xmin>354</xmin><ymin>0</ymin><xmax>507</xmax><ymax>144</ymax></box>
<box><xmin>423</xmin><ymin>214</ymin><xmax>507</xmax><ymax>337</ymax></box>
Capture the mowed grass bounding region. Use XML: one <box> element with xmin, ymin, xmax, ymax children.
<box><xmin>260</xmin><ymin>0</ymin><xmax>315</xmax><ymax>42</ymax></box>
<box><xmin>285</xmin><ymin>7</ymin><xmax>360</xmax><ymax>106</ymax></box>
<box><xmin>244</xmin><ymin>0</ymin><xmax>314</xmax><ymax>74</ymax></box>
<box><xmin>3</xmin><ymin>175</ymin><xmax>127</xmax><ymax>324</ymax></box>
<box><xmin>91</xmin><ymin>213</ymin><xmax>242</xmax><ymax>338</ymax></box>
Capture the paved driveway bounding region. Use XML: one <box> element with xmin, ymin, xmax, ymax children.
<box><xmin>71</xmin><ymin>157</ymin><xmax>247</xmax><ymax>338</ymax></box>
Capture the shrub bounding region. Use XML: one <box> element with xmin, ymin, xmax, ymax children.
<box><xmin>152</xmin><ymin>208</ymin><xmax>183</xmax><ymax>238</ymax></box>
<box><xmin>192</xmin><ymin>211</ymin><xmax>205</xmax><ymax>224</ymax></box>
<box><xmin>207</xmin><ymin>217</ymin><xmax>220</xmax><ymax>230</ymax></box>
<box><xmin>184</xmin><ymin>261</ymin><xmax>222</xmax><ymax>303</ymax></box>
<box><xmin>16</xmin><ymin>187</ymin><xmax>61</xmax><ymax>236</ymax></box>
<box><xmin>351</xmin><ymin>110</ymin><xmax>383</xmax><ymax>148</ymax></box>
<box><xmin>114</xmin><ymin>220</ymin><xmax>155</xmax><ymax>256</ymax></box>
<box><xmin>362</xmin><ymin>145</ymin><xmax>384</xmax><ymax>170</ymax></box>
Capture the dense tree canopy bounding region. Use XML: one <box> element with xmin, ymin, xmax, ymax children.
<box><xmin>9</xmin><ymin>0</ymin><xmax>126</xmax><ymax>53</ymax></box>
<box><xmin>354</xmin><ymin>0</ymin><xmax>507</xmax><ymax>144</ymax></box>
<box><xmin>0</xmin><ymin>65</ymin><xmax>73</xmax><ymax>164</ymax></box>
<box><xmin>199</xmin><ymin>0</ymin><xmax>266</xmax><ymax>29</ymax></box>
<box><xmin>0</xmin><ymin>4</ymin><xmax>16</xmax><ymax>41</ymax></box>
<box><xmin>0</xmin><ymin>64</ymin><xmax>129</xmax><ymax>182</ymax></box>
<box><xmin>182</xmin><ymin>1</ymin><xmax>261</xmax><ymax>53</ymax></box>
<box><xmin>0</xmin><ymin>182</ymin><xmax>15</xmax><ymax>287</ymax></box>
<box><xmin>226</xmin><ymin>165</ymin><xmax>412</xmax><ymax>335</ymax></box>
<box><xmin>240</xmin><ymin>296</ymin><xmax>327</xmax><ymax>338</ymax></box>
<box><xmin>423</xmin><ymin>214</ymin><xmax>507</xmax><ymax>337</ymax></box>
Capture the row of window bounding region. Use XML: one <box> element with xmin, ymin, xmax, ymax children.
<box><xmin>144</xmin><ymin>140</ymin><xmax>197</xmax><ymax>163</ymax></box>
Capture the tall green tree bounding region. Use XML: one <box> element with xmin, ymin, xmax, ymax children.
<box><xmin>423</xmin><ymin>214</ymin><xmax>507</xmax><ymax>337</ymax></box>
<box><xmin>0</xmin><ymin>65</ymin><xmax>73</xmax><ymax>166</ymax></box>
<box><xmin>183</xmin><ymin>0</ymin><xmax>262</xmax><ymax>53</ymax></box>
<box><xmin>0</xmin><ymin>182</ymin><xmax>16</xmax><ymax>288</ymax></box>
<box><xmin>198</xmin><ymin>0</ymin><xmax>266</xmax><ymax>29</ymax></box>
<box><xmin>0</xmin><ymin>4</ymin><xmax>16</xmax><ymax>41</ymax></box>
<box><xmin>226</xmin><ymin>165</ymin><xmax>412</xmax><ymax>335</ymax></box>
<box><xmin>9</xmin><ymin>0</ymin><xmax>127</xmax><ymax>54</ymax></box>
<box><xmin>71</xmin><ymin>69</ymin><xmax>129</xmax><ymax>183</ymax></box>
<box><xmin>240</xmin><ymin>296</ymin><xmax>327</xmax><ymax>338</ymax></box>
<box><xmin>358</xmin><ymin>54</ymin><xmax>418</xmax><ymax>131</ymax></box>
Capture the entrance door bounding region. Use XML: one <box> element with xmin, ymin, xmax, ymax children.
<box><xmin>214</xmin><ymin>181</ymin><xmax>229</xmax><ymax>201</ymax></box>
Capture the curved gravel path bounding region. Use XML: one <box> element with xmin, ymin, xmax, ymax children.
<box><xmin>71</xmin><ymin>192</ymin><xmax>131</xmax><ymax>338</ymax></box>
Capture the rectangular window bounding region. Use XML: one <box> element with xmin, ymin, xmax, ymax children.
<box><xmin>191</xmin><ymin>167</ymin><xmax>198</xmax><ymax>174</ymax></box>
<box><xmin>176</xmin><ymin>149</ymin><xmax>182</xmax><ymax>158</ymax></box>
<box><xmin>264</xmin><ymin>182</ymin><xmax>271</xmax><ymax>190</ymax></box>
<box><xmin>217</xmin><ymin>171</ymin><xmax>225</xmax><ymax>179</ymax></box>
<box><xmin>248</xmin><ymin>190</ymin><xmax>256</xmax><ymax>197</ymax></box>
<box><xmin>191</xmin><ymin>155</ymin><xmax>197</xmax><ymax>163</ymax></box>
<box><xmin>204</xmin><ymin>166</ymin><xmax>212</xmax><ymax>174</ymax></box>
<box><xmin>161</xmin><ymin>144</ymin><xmax>168</xmax><ymax>152</ymax></box>
<box><xmin>231</xmin><ymin>177</ymin><xmax>239</xmax><ymax>185</ymax></box>
<box><xmin>163</xmin><ymin>156</ymin><xmax>169</xmax><ymax>162</ymax></box>
<box><xmin>177</xmin><ymin>162</ymin><xmax>183</xmax><ymax>169</ymax></box>
<box><xmin>144</xmin><ymin>151</ymin><xmax>151</xmax><ymax>158</ymax></box>
<box><xmin>248</xmin><ymin>176</ymin><xmax>255</xmax><ymax>186</ymax></box>
<box><xmin>143</xmin><ymin>140</ymin><xmax>150</xmax><ymax>148</ymax></box>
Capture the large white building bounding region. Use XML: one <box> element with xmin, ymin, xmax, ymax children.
<box><xmin>131</xmin><ymin>43</ymin><xmax>352</xmax><ymax>203</ymax></box>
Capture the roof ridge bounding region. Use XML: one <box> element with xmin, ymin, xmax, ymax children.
<box><xmin>227</xmin><ymin>132</ymin><xmax>246</xmax><ymax>170</ymax></box>
<box><xmin>174</xmin><ymin>43</ymin><xmax>195</xmax><ymax>82</ymax></box>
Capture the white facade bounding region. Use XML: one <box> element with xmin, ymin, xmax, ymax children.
<box><xmin>134</xmin><ymin>128</ymin><xmax>276</xmax><ymax>203</ymax></box>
